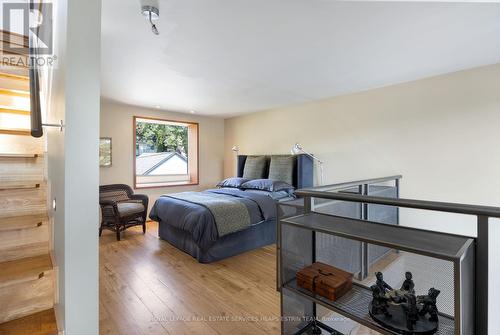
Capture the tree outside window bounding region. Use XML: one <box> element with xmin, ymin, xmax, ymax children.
<box><xmin>134</xmin><ymin>116</ymin><xmax>199</xmax><ymax>188</ymax></box>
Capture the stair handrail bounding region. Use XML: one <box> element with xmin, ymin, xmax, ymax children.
<box><xmin>29</xmin><ymin>0</ymin><xmax>43</xmax><ymax>138</ymax></box>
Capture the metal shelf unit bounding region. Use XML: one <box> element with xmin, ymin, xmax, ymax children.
<box><xmin>283</xmin><ymin>279</ymin><xmax>455</xmax><ymax>335</ymax></box>
<box><xmin>278</xmin><ymin>185</ymin><xmax>495</xmax><ymax>335</ymax></box>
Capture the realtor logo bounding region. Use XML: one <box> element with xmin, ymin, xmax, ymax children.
<box><xmin>2</xmin><ymin>1</ymin><xmax>53</xmax><ymax>55</ymax></box>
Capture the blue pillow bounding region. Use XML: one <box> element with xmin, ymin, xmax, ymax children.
<box><xmin>244</xmin><ymin>189</ymin><xmax>295</xmax><ymax>200</ymax></box>
<box><xmin>217</xmin><ymin>177</ymin><xmax>249</xmax><ymax>189</ymax></box>
<box><xmin>240</xmin><ymin>179</ymin><xmax>295</xmax><ymax>193</ymax></box>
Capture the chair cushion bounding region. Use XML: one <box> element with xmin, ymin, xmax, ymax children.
<box><xmin>117</xmin><ymin>202</ymin><xmax>145</xmax><ymax>218</ymax></box>
<box><xmin>100</xmin><ymin>189</ymin><xmax>130</xmax><ymax>202</ymax></box>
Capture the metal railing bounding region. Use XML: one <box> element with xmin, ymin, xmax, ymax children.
<box><xmin>277</xmin><ymin>175</ymin><xmax>402</xmax><ymax>290</ymax></box>
<box><xmin>296</xmin><ymin>188</ymin><xmax>500</xmax><ymax>218</ymax></box>
<box><xmin>29</xmin><ymin>0</ymin><xmax>43</xmax><ymax>138</ymax></box>
<box><xmin>28</xmin><ymin>1</ymin><xmax>64</xmax><ymax>137</ymax></box>
<box><xmin>302</xmin><ymin>175</ymin><xmax>402</xmax><ymax>193</ymax></box>
<box><xmin>307</xmin><ymin>175</ymin><xmax>401</xmax><ymax>213</ymax></box>
<box><xmin>295</xmin><ymin>185</ymin><xmax>497</xmax><ymax>335</ymax></box>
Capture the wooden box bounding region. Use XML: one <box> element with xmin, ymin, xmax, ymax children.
<box><xmin>296</xmin><ymin>262</ymin><xmax>353</xmax><ymax>301</ymax></box>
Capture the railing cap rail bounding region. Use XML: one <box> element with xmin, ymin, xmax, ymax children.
<box><xmin>295</xmin><ymin>189</ymin><xmax>500</xmax><ymax>218</ymax></box>
<box><xmin>302</xmin><ymin>175</ymin><xmax>402</xmax><ymax>192</ymax></box>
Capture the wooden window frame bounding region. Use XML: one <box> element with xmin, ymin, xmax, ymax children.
<box><xmin>133</xmin><ymin>115</ymin><xmax>199</xmax><ymax>189</ymax></box>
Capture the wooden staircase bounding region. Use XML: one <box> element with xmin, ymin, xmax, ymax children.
<box><xmin>0</xmin><ymin>71</ymin><xmax>30</xmax><ymax>136</ymax></box>
<box><xmin>0</xmin><ymin>31</ymin><xmax>58</xmax><ymax>335</ymax></box>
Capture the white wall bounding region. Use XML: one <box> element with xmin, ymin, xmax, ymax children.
<box><xmin>100</xmin><ymin>100</ymin><xmax>225</xmax><ymax>210</ymax></box>
<box><xmin>224</xmin><ymin>63</ymin><xmax>500</xmax><ymax>332</ymax></box>
<box><xmin>48</xmin><ymin>0</ymin><xmax>101</xmax><ymax>334</ymax></box>
<box><xmin>47</xmin><ymin>0</ymin><xmax>67</xmax><ymax>329</ymax></box>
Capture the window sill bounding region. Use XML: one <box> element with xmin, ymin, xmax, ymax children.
<box><xmin>134</xmin><ymin>181</ymin><xmax>199</xmax><ymax>190</ymax></box>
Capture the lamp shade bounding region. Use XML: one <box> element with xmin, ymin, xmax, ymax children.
<box><xmin>291</xmin><ymin>143</ymin><xmax>302</xmax><ymax>155</ymax></box>
<box><xmin>290</xmin><ymin>142</ymin><xmax>324</xmax><ymax>185</ymax></box>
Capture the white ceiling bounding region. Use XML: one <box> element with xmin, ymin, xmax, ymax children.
<box><xmin>101</xmin><ymin>1</ymin><xmax>500</xmax><ymax>117</ymax></box>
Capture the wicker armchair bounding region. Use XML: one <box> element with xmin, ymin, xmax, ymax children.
<box><xmin>99</xmin><ymin>184</ymin><xmax>149</xmax><ymax>241</ymax></box>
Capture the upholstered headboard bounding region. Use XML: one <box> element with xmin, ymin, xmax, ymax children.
<box><xmin>237</xmin><ymin>154</ymin><xmax>314</xmax><ymax>189</ymax></box>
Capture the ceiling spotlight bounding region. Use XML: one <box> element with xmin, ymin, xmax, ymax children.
<box><xmin>155</xmin><ymin>105</ymin><xmax>161</xmax><ymax>109</ymax></box>
<box><xmin>141</xmin><ymin>5</ymin><xmax>159</xmax><ymax>35</ymax></box>
<box><xmin>190</xmin><ymin>110</ymin><xmax>196</xmax><ymax>114</ymax></box>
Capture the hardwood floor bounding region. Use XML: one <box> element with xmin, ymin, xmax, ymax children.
<box><xmin>0</xmin><ymin>309</ymin><xmax>57</xmax><ymax>335</ymax></box>
<box><xmin>99</xmin><ymin>221</ymin><xmax>281</xmax><ymax>335</ymax></box>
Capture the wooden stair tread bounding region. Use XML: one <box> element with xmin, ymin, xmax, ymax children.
<box><xmin>0</xmin><ymin>180</ymin><xmax>43</xmax><ymax>190</ymax></box>
<box><xmin>0</xmin><ymin>309</ymin><xmax>57</xmax><ymax>335</ymax></box>
<box><xmin>0</xmin><ymin>88</ymin><xmax>29</xmax><ymax>98</ymax></box>
<box><xmin>0</xmin><ymin>67</ymin><xmax>29</xmax><ymax>77</ymax></box>
<box><xmin>0</xmin><ymin>134</ymin><xmax>44</xmax><ymax>155</ymax></box>
<box><xmin>0</xmin><ymin>214</ymin><xmax>47</xmax><ymax>232</ymax></box>
<box><xmin>0</xmin><ymin>255</ymin><xmax>53</xmax><ymax>288</ymax></box>
<box><xmin>0</xmin><ymin>73</ymin><xmax>29</xmax><ymax>91</ymax></box>
<box><xmin>0</xmin><ymin>242</ymin><xmax>49</xmax><ymax>264</ymax></box>
<box><xmin>0</xmin><ymin>106</ymin><xmax>30</xmax><ymax>115</ymax></box>
<box><xmin>0</xmin><ymin>30</ymin><xmax>29</xmax><ymax>48</ymax></box>
<box><xmin>0</xmin><ymin>61</ymin><xmax>28</xmax><ymax>69</ymax></box>
<box><xmin>0</xmin><ymin>182</ymin><xmax>47</xmax><ymax>219</ymax></box>
<box><xmin>0</xmin><ymin>153</ymin><xmax>42</xmax><ymax>158</ymax></box>
<box><xmin>0</xmin><ymin>72</ymin><xmax>29</xmax><ymax>81</ymax></box>
<box><xmin>1</xmin><ymin>49</ymin><xmax>30</xmax><ymax>58</ymax></box>
<box><xmin>0</xmin><ymin>128</ymin><xmax>30</xmax><ymax>136</ymax></box>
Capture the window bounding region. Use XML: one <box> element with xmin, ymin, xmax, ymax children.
<box><xmin>134</xmin><ymin>116</ymin><xmax>199</xmax><ymax>188</ymax></box>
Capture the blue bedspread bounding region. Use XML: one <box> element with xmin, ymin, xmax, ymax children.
<box><xmin>149</xmin><ymin>188</ymin><xmax>277</xmax><ymax>251</ymax></box>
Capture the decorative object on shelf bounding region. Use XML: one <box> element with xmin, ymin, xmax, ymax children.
<box><xmin>369</xmin><ymin>271</ymin><xmax>439</xmax><ymax>334</ymax></box>
<box><xmin>375</xmin><ymin>271</ymin><xmax>392</xmax><ymax>295</ymax></box>
<box><xmin>401</xmin><ymin>293</ymin><xmax>419</xmax><ymax>331</ymax></box>
<box><xmin>99</xmin><ymin>137</ymin><xmax>112</xmax><ymax>167</ymax></box>
<box><xmin>401</xmin><ymin>271</ymin><xmax>416</xmax><ymax>294</ymax></box>
<box><xmin>290</xmin><ymin>143</ymin><xmax>324</xmax><ymax>185</ymax></box>
<box><xmin>418</xmin><ymin>288</ymin><xmax>441</xmax><ymax>322</ymax></box>
<box><xmin>296</xmin><ymin>262</ymin><xmax>353</xmax><ymax>301</ymax></box>
<box><xmin>370</xmin><ymin>285</ymin><xmax>392</xmax><ymax>317</ymax></box>
<box><xmin>388</xmin><ymin>271</ymin><xmax>416</xmax><ymax>303</ymax></box>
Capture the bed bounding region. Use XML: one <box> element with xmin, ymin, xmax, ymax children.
<box><xmin>149</xmin><ymin>154</ymin><xmax>313</xmax><ymax>263</ymax></box>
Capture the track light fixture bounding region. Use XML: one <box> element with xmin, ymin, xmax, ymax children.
<box><xmin>141</xmin><ymin>5</ymin><xmax>159</xmax><ymax>35</ymax></box>
<box><xmin>291</xmin><ymin>143</ymin><xmax>324</xmax><ymax>185</ymax></box>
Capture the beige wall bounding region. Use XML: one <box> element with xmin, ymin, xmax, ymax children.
<box><xmin>100</xmin><ymin>100</ymin><xmax>225</xmax><ymax>210</ymax></box>
<box><xmin>225</xmin><ymin>65</ymin><xmax>500</xmax><ymax>332</ymax></box>
<box><xmin>224</xmin><ymin>64</ymin><xmax>500</xmax><ymax>237</ymax></box>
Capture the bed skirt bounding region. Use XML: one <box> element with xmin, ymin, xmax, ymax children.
<box><xmin>158</xmin><ymin>219</ymin><xmax>277</xmax><ymax>263</ymax></box>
